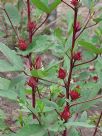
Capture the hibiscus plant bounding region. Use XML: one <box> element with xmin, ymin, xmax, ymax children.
<box><xmin>0</xmin><ymin>0</ymin><xmax>102</xmax><ymax>136</ymax></box>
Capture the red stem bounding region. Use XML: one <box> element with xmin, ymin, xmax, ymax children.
<box><xmin>27</xmin><ymin>0</ymin><xmax>35</xmax><ymax>119</ymax></box>
<box><xmin>61</xmin><ymin>0</ymin><xmax>74</xmax><ymax>10</ymax></box>
<box><xmin>66</xmin><ymin>8</ymin><xmax>78</xmax><ymax>100</ymax></box>
<box><xmin>93</xmin><ymin>112</ymin><xmax>102</xmax><ymax>136</ymax></box>
<box><xmin>27</xmin><ymin>0</ymin><xmax>32</xmax><ymax>43</ymax></box>
<box><xmin>62</xmin><ymin>129</ymin><xmax>67</xmax><ymax>136</ymax></box>
<box><xmin>74</xmin><ymin>54</ymin><xmax>98</xmax><ymax>67</ymax></box>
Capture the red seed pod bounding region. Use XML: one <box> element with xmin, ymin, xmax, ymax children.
<box><xmin>69</xmin><ymin>90</ymin><xmax>80</xmax><ymax>100</ymax></box>
<box><xmin>58</xmin><ymin>68</ymin><xmax>66</xmax><ymax>79</ymax></box>
<box><xmin>70</xmin><ymin>0</ymin><xmax>79</xmax><ymax>7</ymax></box>
<box><xmin>75</xmin><ymin>21</ymin><xmax>81</xmax><ymax>32</ymax></box>
<box><xmin>18</xmin><ymin>39</ymin><xmax>28</xmax><ymax>51</ymax></box>
<box><xmin>34</xmin><ymin>56</ymin><xmax>42</xmax><ymax>69</ymax></box>
<box><xmin>60</xmin><ymin>106</ymin><xmax>70</xmax><ymax>121</ymax></box>
<box><xmin>27</xmin><ymin>77</ymin><xmax>38</xmax><ymax>88</ymax></box>
<box><xmin>93</xmin><ymin>76</ymin><xmax>98</xmax><ymax>82</ymax></box>
<box><xmin>28</xmin><ymin>21</ymin><xmax>37</xmax><ymax>32</ymax></box>
<box><xmin>73</xmin><ymin>51</ymin><xmax>82</xmax><ymax>61</ymax></box>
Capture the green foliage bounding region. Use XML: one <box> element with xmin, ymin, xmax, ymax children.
<box><xmin>0</xmin><ymin>43</ymin><xmax>23</xmax><ymax>72</ymax></box>
<box><xmin>0</xmin><ymin>0</ymin><xmax>102</xmax><ymax>136</ymax></box>
<box><xmin>4</xmin><ymin>3</ymin><xmax>21</xmax><ymax>26</ymax></box>
<box><xmin>31</xmin><ymin>0</ymin><xmax>61</xmax><ymax>13</ymax></box>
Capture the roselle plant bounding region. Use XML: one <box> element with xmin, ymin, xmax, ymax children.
<box><xmin>0</xmin><ymin>0</ymin><xmax>102</xmax><ymax>136</ymax></box>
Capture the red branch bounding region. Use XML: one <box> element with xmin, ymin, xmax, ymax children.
<box><xmin>31</xmin><ymin>14</ymin><xmax>49</xmax><ymax>36</ymax></box>
<box><xmin>66</xmin><ymin>8</ymin><xmax>78</xmax><ymax>101</ymax></box>
<box><xmin>27</xmin><ymin>0</ymin><xmax>32</xmax><ymax>43</ymax></box>
<box><xmin>93</xmin><ymin>112</ymin><xmax>102</xmax><ymax>136</ymax></box>
<box><xmin>74</xmin><ymin>54</ymin><xmax>98</xmax><ymax>67</ymax></box>
<box><xmin>61</xmin><ymin>0</ymin><xmax>74</xmax><ymax>10</ymax></box>
<box><xmin>70</xmin><ymin>95</ymin><xmax>102</xmax><ymax>108</ymax></box>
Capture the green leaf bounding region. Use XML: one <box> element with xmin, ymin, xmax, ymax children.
<box><xmin>4</xmin><ymin>3</ymin><xmax>21</xmax><ymax>26</ymax></box>
<box><xmin>13</xmin><ymin>124</ymin><xmax>46</xmax><ymax>136</ymax></box>
<box><xmin>79</xmin><ymin>111</ymin><xmax>88</xmax><ymax>122</ymax></box>
<box><xmin>32</xmin><ymin>0</ymin><xmax>61</xmax><ymax>13</ymax></box>
<box><xmin>31</xmin><ymin>69</ymin><xmax>48</xmax><ymax>78</ymax></box>
<box><xmin>18</xmin><ymin>35</ymin><xmax>51</xmax><ymax>56</ymax></box>
<box><xmin>79</xmin><ymin>40</ymin><xmax>102</xmax><ymax>54</ymax></box>
<box><xmin>93</xmin><ymin>17</ymin><xmax>102</xmax><ymax>23</ymax></box>
<box><xmin>31</xmin><ymin>0</ymin><xmax>49</xmax><ymax>13</ymax></box>
<box><xmin>0</xmin><ymin>77</ymin><xmax>10</xmax><ymax>90</ymax></box>
<box><xmin>0</xmin><ymin>77</ymin><xmax>18</xmax><ymax>100</ymax></box>
<box><xmin>0</xmin><ymin>119</ymin><xmax>7</xmax><ymax>131</ymax></box>
<box><xmin>69</xmin><ymin>128</ymin><xmax>80</xmax><ymax>136</ymax></box>
<box><xmin>48</xmin><ymin>0</ymin><xmax>61</xmax><ymax>13</ymax></box>
<box><xmin>0</xmin><ymin>43</ymin><xmax>23</xmax><ymax>72</ymax></box>
<box><xmin>65</xmin><ymin>121</ymin><xmax>95</xmax><ymax>128</ymax></box>
<box><xmin>0</xmin><ymin>110</ymin><xmax>5</xmax><ymax>119</ymax></box>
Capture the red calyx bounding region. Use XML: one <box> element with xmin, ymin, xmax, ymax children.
<box><xmin>34</xmin><ymin>56</ymin><xmax>42</xmax><ymax>69</ymax></box>
<box><xmin>69</xmin><ymin>90</ymin><xmax>80</xmax><ymax>100</ymax></box>
<box><xmin>73</xmin><ymin>51</ymin><xmax>82</xmax><ymax>61</ymax></box>
<box><xmin>60</xmin><ymin>106</ymin><xmax>70</xmax><ymax>121</ymax></box>
<box><xmin>28</xmin><ymin>77</ymin><xmax>38</xmax><ymax>88</ymax></box>
<box><xmin>28</xmin><ymin>21</ymin><xmax>37</xmax><ymax>32</ymax></box>
<box><xmin>75</xmin><ymin>21</ymin><xmax>81</xmax><ymax>32</ymax></box>
<box><xmin>18</xmin><ymin>39</ymin><xmax>28</xmax><ymax>51</ymax></box>
<box><xmin>58</xmin><ymin>68</ymin><xmax>66</xmax><ymax>79</ymax></box>
<box><xmin>93</xmin><ymin>76</ymin><xmax>98</xmax><ymax>82</ymax></box>
<box><xmin>71</xmin><ymin>0</ymin><xmax>79</xmax><ymax>7</ymax></box>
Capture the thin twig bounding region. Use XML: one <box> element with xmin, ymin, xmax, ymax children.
<box><xmin>39</xmin><ymin>77</ymin><xmax>65</xmax><ymax>88</ymax></box>
<box><xmin>85</xmin><ymin>23</ymin><xmax>98</xmax><ymax>29</ymax></box>
<box><xmin>27</xmin><ymin>105</ymin><xmax>41</xmax><ymax>125</ymax></box>
<box><xmin>74</xmin><ymin>54</ymin><xmax>98</xmax><ymax>67</ymax></box>
<box><xmin>61</xmin><ymin>0</ymin><xmax>74</xmax><ymax>10</ymax></box>
<box><xmin>93</xmin><ymin>112</ymin><xmax>102</xmax><ymax>136</ymax></box>
<box><xmin>22</xmin><ymin>70</ymin><xmax>65</xmax><ymax>88</ymax></box>
<box><xmin>3</xmin><ymin>8</ymin><xmax>19</xmax><ymax>40</ymax></box>
<box><xmin>76</xmin><ymin>12</ymin><xmax>95</xmax><ymax>40</ymax></box>
<box><xmin>70</xmin><ymin>95</ymin><xmax>102</xmax><ymax>108</ymax></box>
<box><xmin>32</xmin><ymin>14</ymin><xmax>49</xmax><ymax>36</ymax></box>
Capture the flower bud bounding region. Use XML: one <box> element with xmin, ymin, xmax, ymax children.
<box><xmin>27</xmin><ymin>77</ymin><xmax>38</xmax><ymax>88</ymax></box>
<box><xmin>60</xmin><ymin>106</ymin><xmax>70</xmax><ymax>121</ymax></box>
<box><xmin>69</xmin><ymin>90</ymin><xmax>80</xmax><ymax>100</ymax></box>
<box><xmin>58</xmin><ymin>68</ymin><xmax>66</xmax><ymax>79</ymax></box>
<box><xmin>18</xmin><ymin>39</ymin><xmax>28</xmax><ymax>51</ymax></box>
<box><xmin>28</xmin><ymin>21</ymin><xmax>37</xmax><ymax>32</ymax></box>
<box><xmin>70</xmin><ymin>0</ymin><xmax>79</xmax><ymax>7</ymax></box>
<box><xmin>73</xmin><ymin>51</ymin><xmax>82</xmax><ymax>61</ymax></box>
<box><xmin>34</xmin><ymin>56</ymin><xmax>42</xmax><ymax>69</ymax></box>
<box><xmin>75</xmin><ymin>21</ymin><xmax>81</xmax><ymax>32</ymax></box>
<box><xmin>93</xmin><ymin>76</ymin><xmax>98</xmax><ymax>82</ymax></box>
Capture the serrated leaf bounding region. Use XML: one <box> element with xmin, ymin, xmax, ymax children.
<box><xmin>14</xmin><ymin>124</ymin><xmax>46</xmax><ymax>136</ymax></box>
<box><xmin>65</xmin><ymin>121</ymin><xmax>95</xmax><ymax>128</ymax></box>
<box><xmin>79</xmin><ymin>111</ymin><xmax>87</xmax><ymax>122</ymax></box>
<box><xmin>0</xmin><ymin>43</ymin><xmax>23</xmax><ymax>72</ymax></box>
<box><xmin>32</xmin><ymin>0</ymin><xmax>49</xmax><ymax>13</ymax></box>
<box><xmin>32</xmin><ymin>0</ymin><xmax>61</xmax><ymax>13</ymax></box>
<box><xmin>31</xmin><ymin>69</ymin><xmax>48</xmax><ymax>78</ymax></box>
<box><xmin>69</xmin><ymin>128</ymin><xmax>80</xmax><ymax>136</ymax></box>
<box><xmin>79</xmin><ymin>40</ymin><xmax>102</xmax><ymax>54</ymax></box>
